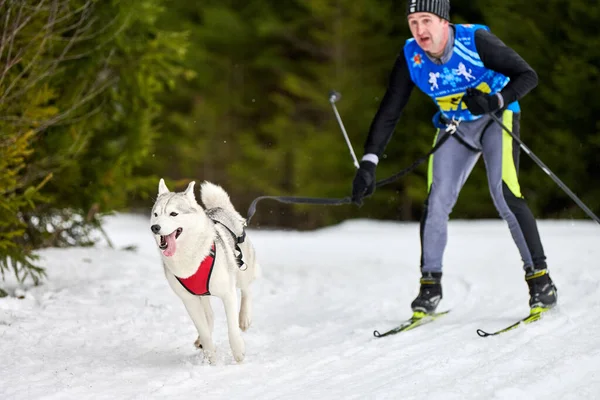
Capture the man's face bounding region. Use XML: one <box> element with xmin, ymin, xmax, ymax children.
<box><xmin>407</xmin><ymin>12</ymin><xmax>449</xmax><ymax>55</ymax></box>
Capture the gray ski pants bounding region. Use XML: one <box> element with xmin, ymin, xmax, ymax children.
<box><xmin>420</xmin><ymin>110</ymin><xmax>547</xmax><ymax>273</ymax></box>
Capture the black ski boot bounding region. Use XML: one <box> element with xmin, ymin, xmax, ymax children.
<box><xmin>411</xmin><ymin>272</ymin><xmax>442</xmax><ymax>315</ymax></box>
<box><xmin>525</xmin><ymin>267</ymin><xmax>557</xmax><ymax>311</ymax></box>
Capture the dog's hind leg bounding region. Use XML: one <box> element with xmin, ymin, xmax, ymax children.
<box><xmin>221</xmin><ymin>291</ymin><xmax>245</xmax><ymax>363</ymax></box>
<box><xmin>239</xmin><ymin>287</ymin><xmax>253</xmax><ymax>332</ymax></box>
<box><xmin>182</xmin><ymin>297</ymin><xmax>216</xmax><ymax>364</ymax></box>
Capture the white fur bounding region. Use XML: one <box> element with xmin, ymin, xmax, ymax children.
<box><xmin>150</xmin><ymin>178</ymin><xmax>260</xmax><ymax>364</ymax></box>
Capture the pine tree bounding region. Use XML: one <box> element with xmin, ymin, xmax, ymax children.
<box><xmin>0</xmin><ymin>0</ymin><xmax>187</xmax><ymax>293</ymax></box>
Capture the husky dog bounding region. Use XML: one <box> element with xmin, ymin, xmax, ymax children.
<box><xmin>150</xmin><ymin>179</ymin><xmax>259</xmax><ymax>363</ymax></box>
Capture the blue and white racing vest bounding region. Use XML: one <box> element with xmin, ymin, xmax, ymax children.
<box><xmin>404</xmin><ymin>24</ymin><xmax>520</xmax><ymax>124</ymax></box>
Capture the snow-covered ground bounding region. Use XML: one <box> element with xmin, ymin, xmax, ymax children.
<box><xmin>1</xmin><ymin>214</ymin><xmax>599</xmax><ymax>399</ymax></box>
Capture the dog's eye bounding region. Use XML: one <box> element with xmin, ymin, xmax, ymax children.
<box><xmin>170</xmin><ymin>212</ymin><xmax>178</xmax><ymax>217</ymax></box>
<box><xmin>154</xmin><ymin>212</ymin><xmax>157</xmax><ymax>217</ymax></box>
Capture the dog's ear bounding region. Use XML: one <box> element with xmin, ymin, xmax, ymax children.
<box><xmin>158</xmin><ymin>178</ymin><xmax>170</xmax><ymax>195</ymax></box>
<box><xmin>184</xmin><ymin>181</ymin><xmax>196</xmax><ymax>201</ymax></box>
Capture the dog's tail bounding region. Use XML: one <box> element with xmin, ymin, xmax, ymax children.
<box><xmin>200</xmin><ymin>182</ymin><xmax>245</xmax><ymax>223</ymax></box>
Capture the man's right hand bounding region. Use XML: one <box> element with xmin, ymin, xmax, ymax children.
<box><xmin>351</xmin><ymin>161</ymin><xmax>377</xmax><ymax>206</ymax></box>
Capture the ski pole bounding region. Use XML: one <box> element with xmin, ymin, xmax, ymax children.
<box><xmin>329</xmin><ymin>90</ymin><xmax>360</xmax><ymax>169</ymax></box>
<box><xmin>489</xmin><ymin>113</ymin><xmax>600</xmax><ymax>225</ymax></box>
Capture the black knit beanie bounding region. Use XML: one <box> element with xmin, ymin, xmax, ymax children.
<box><xmin>406</xmin><ymin>0</ymin><xmax>451</xmax><ymax>21</ymax></box>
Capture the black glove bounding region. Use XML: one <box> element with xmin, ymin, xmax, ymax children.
<box><xmin>351</xmin><ymin>161</ymin><xmax>376</xmax><ymax>206</ymax></box>
<box><xmin>463</xmin><ymin>88</ymin><xmax>502</xmax><ymax>116</ymax></box>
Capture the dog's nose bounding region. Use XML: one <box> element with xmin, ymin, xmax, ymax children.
<box><xmin>151</xmin><ymin>224</ymin><xmax>161</xmax><ymax>234</ymax></box>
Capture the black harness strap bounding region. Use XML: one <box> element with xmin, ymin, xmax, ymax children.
<box><xmin>375</xmin><ymin>128</ymin><xmax>454</xmax><ymax>188</ymax></box>
<box><xmin>246</xmin><ymin>119</ymin><xmax>463</xmax><ymax>225</ymax></box>
<box><xmin>438</xmin><ymin>113</ymin><xmax>482</xmax><ymax>152</ymax></box>
<box><xmin>217</xmin><ymin>222</ymin><xmax>246</xmax><ymax>270</ymax></box>
<box><xmin>207</xmin><ymin>207</ymin><xmax>247</xmax><ymax>270</ymax></box>
<box><xmin>246</xmin><ymin>195</ymin><xmax>351</xmax><ymax>225</ymax></box>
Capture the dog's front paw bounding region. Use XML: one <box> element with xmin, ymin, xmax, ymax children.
<box><xmin>233</xmin><ymin>349</ymin><xmax>245</xmax><ymax>363</ymax></box>
<box><xmin>194</xmin><ymin>336</ymin><xmax>203</xmax><ymax>349</ymax></box>
<box><xmin>231</xmin><ymin>338</ymin><xmax>246</xmax><ymax>363</ymax></box>
<box><xmin>239</xmin><ymin>311</ymin><xmax>252</xmax><ymax>332</ymax></box>
<box><xmin>203</xmin><ymin>349</ymin><xmax>217</xmax><ymax>365</ymax></box>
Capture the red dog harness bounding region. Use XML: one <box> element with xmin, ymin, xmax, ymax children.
<box><xmin>176</xmin><ymin>243</ymin><xmax>216</xmax><ymax>296</ymax></box>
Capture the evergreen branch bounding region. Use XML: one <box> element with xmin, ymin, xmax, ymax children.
<box><xmin>0</xmin><ymin>1</ymin><xmax>53</xmax><ymax>102</ymax></box>
<box><xmin>0</xmin><ymin>0</ymin><xmax>96</xmax><ymax>103</ymax></box>
<box><xmin>45</xmin><ymin>11</ymin><xmax>121</xmax><ymax>43</ymax></box>
<box><xmin>39</xmin><ymin>0</ymin><xmax>95</xmax><ymax>29</ymax></box>
<box><xmin>0</xmin><ymin>0</ymin><xmax>46</xmax><ymax>91</ymax></box>
<box><xmin>0</xmin><ymin>101</ymin><xmax>104</xmax><ymax>128</ymax></box>
<box><xmin>29</xmin><ymin>74</ymin><xmax>118</xmax><ymax>133</ymax></box>
<box><xmin>0</xmin><ymin>72</ymin><xmax>115</xmax><ymax>196</ymax></box>
<box><xmin>60</xmin><ymin>12</ymin><xmax>132</xmax><ymax>62</ymax></box>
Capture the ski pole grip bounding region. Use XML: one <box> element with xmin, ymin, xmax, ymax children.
<box><xmin>329</xmin><ymin>90</ymin><xmax>341</xmax><ymax>103</ymax></box>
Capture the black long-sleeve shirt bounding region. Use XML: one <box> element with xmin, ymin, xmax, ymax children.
<box><xmin>363</xmin><ymin>27</ymin><xmax>539</xmax><ymax>157</ymax></box>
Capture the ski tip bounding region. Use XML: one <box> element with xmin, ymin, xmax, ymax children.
<box><xmin>373</xmin><ymin>330</ymin><xmax>382</xmax><ymax>338</ymax></box>
<box><xmin>476</xmin><ymin>329</ymin><xmax>492</xmax><ymax>337</ymax></box>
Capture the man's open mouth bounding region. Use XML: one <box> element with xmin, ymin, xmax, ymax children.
<box><xmin>159</xmin><ymin>228</ymin><xmax>183</xmax><ymax>250</ymax></box>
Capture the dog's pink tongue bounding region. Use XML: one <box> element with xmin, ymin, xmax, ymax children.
<box><xmin>163</xmin><ymin>232</ymin><xmax>177</xmax><ymax>257</ymax></box>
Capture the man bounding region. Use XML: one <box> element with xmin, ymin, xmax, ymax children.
<box><xmin>351</xmin><ymin>0</ymin><xmax>557</xmax><ymax>315</ymax></box>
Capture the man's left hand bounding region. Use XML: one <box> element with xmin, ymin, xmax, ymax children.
<box><xmin>463</xmin><ymin>88</ymin><xmax>503</xmax><ymax>116</ymax></box>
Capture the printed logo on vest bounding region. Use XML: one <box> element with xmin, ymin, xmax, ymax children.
<box><xmin>453</xmin><ymin>62</ymin><xmax>475</xmax><ymax>82</ymax></box>
<box><xmin>429</xmin><ymin>72</ymin><xmax>441</xmax><ymax>91</ymax></box>
<box><xmin>411</xmin><ymin>52</ymin><xmax>423</xmax><ymax>68</ymax></box>
<box><xmin>439</xmin><ymin>67</ymin><xmax>462</xmax><ymax>88</ymax></box>
<box><xmin>436</xmin><ymin>92</ymin><xmax>467</xmax><ymax>113</ymax></box>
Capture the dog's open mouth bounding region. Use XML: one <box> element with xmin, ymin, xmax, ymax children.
<box><xmin>159</xmin><ymin>228</ymin><xmax>182</xmax><ymax>257</ymax></box>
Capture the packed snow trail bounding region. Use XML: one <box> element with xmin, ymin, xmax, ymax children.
<box><xmin>1</xmin><ymin>215</ymin><xmax>599</xmax><ymax>399</ymax></box>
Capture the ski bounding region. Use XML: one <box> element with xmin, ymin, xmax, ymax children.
<box><xmin>373</xmin><ymin>310</ymin><xmax>450</xmax><ymax>338</ymax></box>
<box><xmin>476</xmin><ymin>307</ymin><xmax>552</xmax><ymax>337</ymax></box>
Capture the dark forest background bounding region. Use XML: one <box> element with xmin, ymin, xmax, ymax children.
<box><xmin>1</xmin><ymin>0</ymin><xmax>598</xmax><ymax>289</ymax></box>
